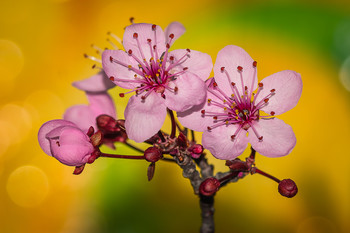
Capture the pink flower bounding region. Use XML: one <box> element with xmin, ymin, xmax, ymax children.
<box><xmin>38</xmin><ymin>120</ymin><xmax>95</xmax><ymax>166</ymax></box>
<box><xmin>64</xmin><ymin>72</ymin><xmax>116</xmax><ymax>133</ymax></box>
<box><xmin>178</xmin><ymin>45</ymin><xmax>302</xmax><ymax>160</ymax></box>
<box><xmin>102</xmin><ymin>22</ymin><xmax>212</xmax><ymax>142</ymax></box>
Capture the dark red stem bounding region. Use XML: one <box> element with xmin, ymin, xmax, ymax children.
<box><xmin>255</xmin><ymin>168</ymin><xmax>281</xmax><ymax>183</ymax></box>
<box><xmin>158</xmin><ymin>131</ymin><xmax>166</xmax><ymax>142</ymax></box>
<box><xmin>101</xmin><ymin>153</ymin><xmax>145</xmax><ymax>160</ymax></box>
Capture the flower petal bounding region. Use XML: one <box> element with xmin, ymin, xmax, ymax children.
<box><xmin>49</xmin><ymin>127</ymin><xmax>94</xmax><ymax>166</ymax></box>
<box><xmin>38</xmin><ymin>120</ymin><xmax>77</xmax><ymax>156</ymax></box>
<box><xmin>72</xmin><ymin>71</ymin><xmax>115</xmax><ymax>93</ymax></box>
<box><xmin>164</xmin><ymin>73</ymin><xmax>206</xmax><ymax>112</ymax></box>
<box><xmin>255</xmin><ymin>70</ymin><xmax>302</xmax><ymax>115</ymax></box>
<box><xmin>202</xmin><ymin>124</ymin><xmax>249</xmax><ymax>160</ymax></box>
<box><xmin>248</xmin><ymin>118</ymin><xmax>296</xmax><ymax>157</ymax></box>
<box><xmin>214</xmin><ymin>45</ymin><xmax>257</xmax><ymax>96</ymax></box>
<box><xmin>63</xmin><ymin>105</ymin><xmax>95</xmax><ymax>133</ymax></box>
<box><xmin>124</xmin><ymin>92</ymin><xmax>167</xmax><ymax>143</ymax></box>
<box><xmin>123</xmin><ymin>23</ymin><xmax>166</xmax><ymax>62</ymax></box>
<box><xmin>101</xmin><ymin>49</ymin><xmax>140</xmax><ymax>89</ymax></box>
<box><xmin>169</xmin><ymin>49</ymin><xmax>213</xmax><ymax>81</ymax></box>
<box><xmin>177</xmin><ymin>78</ymin><xmax>223</xmax><ymax>132</ymax></box>
<box><xmin>164</xmin><ymin>22</ymin><xmax>186</xmax><ymax>45</ymax></box>
<box><xmin>63</xmin><ymin>92</ymin><xmax>116</xmax><ymax>133</ymax></box>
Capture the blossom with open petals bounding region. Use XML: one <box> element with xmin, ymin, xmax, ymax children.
<box><xmin>178</xmin><ymin>45</ymin><xmax>302</xmax><ymax>160</ymax></box>
<box><xmin>38</xmin><ymin>120</ymin><xmax>95</xmax><ymax>166</ymax></box>
<box><xmin>64</xmin><ymin>72</ymin><xmax>116</xmax><ymax>133</ymax></box>
<box><xmin>102</xmin><ymin>22</ymin><xmax>212</xmax><ymax>142</ymax></box>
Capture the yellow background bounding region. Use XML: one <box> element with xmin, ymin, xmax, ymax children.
<box><xmin>1</xmin><ymin>0</ymin><xmax>350</xmax><ymax>232</ymax></box>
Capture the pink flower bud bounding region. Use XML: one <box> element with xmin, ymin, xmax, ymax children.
<box><xmin>199</xmin><ymin>177</ymin><xmax>220</xmax><ymax>196</ymax></box>
<box><xmin>144</xmin><ymin>147</ymin><xmax>162</xmax><ymax>163</ymax></box>
<box><xmin>38</xmin><ymin>120</ymin><xmax>95</xmax><ymax>166</ymax></box>
<box><xmin>278</xmin><ymin>179</ymin><xmax>298</xmax><ymax>198</ymax></box>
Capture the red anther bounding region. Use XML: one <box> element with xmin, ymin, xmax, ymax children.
<box><xmin>186</xmin><ymin>48</ymin><xmax>191</xmax><ymax>53</ymax></box>
<box><xmin>141</xmin><ymin>96</ymin><xmax>146</xmax><ymax>100</ymax></box>
<box><xmin>264</xmin><ymin>98</ymin><xmax>269</xmax><ymax>103</ymax></box>
<box><xmin>201</xmin><ymin>110</ymin><xmax>205</xmax><ymax>114</ymax></box>
<box><xmin>153</xmin><ymin>45</ymin><xmax>157</xmax><ymax>50</ymax></box>
<box><xmin>147</xmin><ymin>38</ymin><xmax>152</xmax><ymax>43</ymax></box>
<box><xmin>133</xmin><ymin>32</ymin><xmax>138</xmax><ymax>38</ymax></box>
<box><xmin>207</xmin><ymin>126</ymin><xmax>212</xmax><ymax>131</ymax></box>
<box><xmin>237</xmin><ymin>66</ymin><xmax>243</xmax><ymax>71</ymax></box>
<box><xmin>119</xmin><ymin>93</ymin><xmax>125</xmax><ymax>97</ymax></box>
<box><xmin>83</xmin><ymin>53</ymin><xmax>88</xmax><ymax>58</ymax></box>
<box><xmin>152</xmin><ymin>24</ymin><xmax>157</xmax><ymax>30</ymax></box>
<box><xmin>213</xmin><ymin>116</ymin><xmax>218</xmax><ymax>120</ymax></box>
<box><xmin>258</xmin><ymin>83</ymin><xmax>264</xmax><ymax>87</ymax></box>
<box><xmin>221</xmin><ymin>67</ymin><xmax>225</xmax><ymax>72</ymax></box>
<box><xmin>231</xmin><ymin>135</ymin><xmax>236</xmax><ymax>140</ymax></box>
<box><xmin>169</xmin><ymin>33</ymin><xmax>174</xmax><ymax>39</ymax></box>
<box><xmin>270</xmin><ymin>89</ymin><xmax>276</xmax><ymax>92</ymax></box>
<box><xmin>174</xmin><ymin>86</ymin><xmax>178</xmax><ymax>92</ymax></box>
<box><xmin>253</xmin><ymin>61</ymin><xmax>257</xmax><ymax>67</ymax></box>
<box><xmin>129</xmin><ymin>17</ymin><xmax>135</xmax><ymax>23</ymax></box>
<box><xmin>161</xmin><ymin>93</ymin><xmax>166</xmax><ymax>99</ymax></box>
<box><xmin>170</xmin><ymin>56</ymin><xmax>174</xmax><ymax>61</ymax></box>
<box><xmin>231</xmin><ymin>82</ymin><xmax>236</xmax><ymax>86</ymax></box>
<box><xmin>109</xmin><ymin>76</ymin><xmax>115</xmax><ymax>81</ymax></box>
<box><xmin>165</xmin><ymin>43</ymin><xmax>170</xmax><ymax>49</ymax></box>
<box><xmin>164</xmin><ymin>71</ymin><xmax>169</xmax><ymax>75</ymax></box>
<box><xmin>183</xmin><ymin>67</ymin><xmax>188</xmax><ymax>71</ymax></box>
<box><xmin>109</xmin><ymin>56</ymin><xmax>113</xmax><ymax>62</ymax></box>
<box><xmin>258</xmin><ymin>136</ymin><xmax>263</xmax><ymax>141</ymax></box>
<box><xmin>245</xmin><ymin>86</ymin><xmax>248</xmax><ymax>90</ymax></box>
<box><xmin>128</xmin><ymin>49</ymin><xmax>132</xmax><ymax>55</ymax></box>
<box><xmin>213</xmin><ymin>82</ymin><xmax>218</xmax><ymax>87</ymax></box>
<box><xmin>270</xmin><ymin>111</ymin><xmax>275</xmax><ymax>116</ymax></box>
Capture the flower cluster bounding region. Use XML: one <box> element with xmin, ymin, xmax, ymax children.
<box><xmin>38</xmin><ymin>21</ymin><xmax>302</xmax><ymax>201</ymax></box>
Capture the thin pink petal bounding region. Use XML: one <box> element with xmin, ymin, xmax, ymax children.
<box><xmin>202</xmin><ymin>124</ymin><xmax>249</xmax><ymax>160</ymax></box>
<box><xmin>214</xmin><ymin>45</ymin><xmax>257</xmax><ymax>96</ymax></box>
<box><xmin>164</xmin><ymin>73</ymin><xmax>206</xmax><ymax>112</ymax></box>
<box><xmin>123</xmin><ymin>23</ymin><xmax>166</xmax><ymax>62</ymax></box>
<box><xmin>169</xmin><ymin>49</ymin><xmax>213</xmax><ymax>81</ymax></box>
<box><xmin>72</xmin><ymin>71</ymin><xmax>115</xmax><ymax>93</ymax></box>
<box><xmin>38</xmin><ymin>120</ymin><xmax>77</xmax><ymax>156</ymax></box>
<box><xmin>64</xmin><ymin>93</ymin><xmax>116</xmax><ymax>133</ymax></box>
<box><xmin>248</xmin><ymin>118</ymin><xmax>296</xmax><ymax>157</ymax></box>
<box><xmin>255</xmin><ymin>70</ymin><xmax>302</xmax><ymax>115</ymax></box>
<box><xmin>87</xmin><ymin>92</ymin><xmax>116</xmax><ymax>121</ymax></box>
<box><xmin>164</xmin><ymin>22</ymin><xmax>186</xmax><ymax>45</ymax></box>
<box><xmin>101</xmin><ymin>49</ymin><xmax>139</xmax><ymax>89</ymax></box>
<box><xmin>177</xmin><ymin>78</ymin><xmax>223</xmax><ymax>132</ymax></box>
<box><xmin>63</xmin><ymin>105</ymin><xmax>95</xmax><ymax>133</ymax></box>
<box><xmin>124</xmin><ymin>92</ymin><xmax>167</xmax><ymax>143</ymax></box>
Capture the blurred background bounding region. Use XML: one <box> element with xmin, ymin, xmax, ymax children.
<box><xmin>1</xmin><ymin>0</ymin><xmax>350</xmax><ymax>232</ymax></box>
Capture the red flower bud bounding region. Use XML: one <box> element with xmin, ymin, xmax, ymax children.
<box><xmin>278</xmin><ymin>179</ymin><xmax>298</xmax><ymax>198</ymax></box>
<box><xmin>199</xmin><ymin>177</ymin><xmax>220</xmax><ymax>196</ymax></box>
<box><xmin>144</xmin><ymin>147</ymin><xmax>162</xmax><ymax>163</ymax></box>
<box><xmin>225</xmin><ymin>159</ymin><xmax>249</xmax><ymax>171</ymax></box>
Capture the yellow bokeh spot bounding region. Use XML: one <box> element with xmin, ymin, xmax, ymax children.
<box><xmin>6</xmin><ymin>166</ymin><xmax>49</xmax><ymax>208</ymax></box>
<box><xmin>0</xmin><ymin>39</ymin><xmax>24</xmax><ymax>97</ymax></box>
<box><xmin>0</xmin><ymin>121</ymin><xmax>10</xmax><ymax>157</ymax></box>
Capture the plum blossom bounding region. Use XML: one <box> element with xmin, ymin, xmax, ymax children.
<box><xmin>102</xmin><ymin>22</ymin><xmax>212</xmax><ymax>142</ymax></box>
<box><xmin>178</xmin><ymin>45</ymin><xmax>302</xmax><ymax>160</ymax></box>
<box><xmin>38</xmin><ymin>120</ymin><xmax>95</xmax><ymax>166</ymax></box>
<box><xmin>64</xmin><ymin>72</ymin><xmax>116</xmax><ymax>133</ymax></box>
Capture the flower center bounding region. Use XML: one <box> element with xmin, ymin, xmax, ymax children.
<box><xmin>108</xmin><ymin>24</ymin><xmax>191</xmax><ymax>100</ymax></box>
<box><xmin>202</xmin><ymin>62</ymin><xmax>276</xmax><ymax>142</ymax></box>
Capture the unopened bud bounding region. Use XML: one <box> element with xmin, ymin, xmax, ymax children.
<box><xmin>278</xmin><ymin>179</ymin><xmax>298</xmax><ymax>198</ymax></box>
<box><xmin>189</xmin><ymin>144</ymin><xmax>203</xmax><ymax>159</ymax></box>
<box><xmin>144</xmin><ymin>147</ymin><xmax>162</xmax><ymax>163</ymax></box>
<box><xmin>199</xmin><ymin>177</ymin><xmax>220</xmax><ymax>196</ymax></box>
